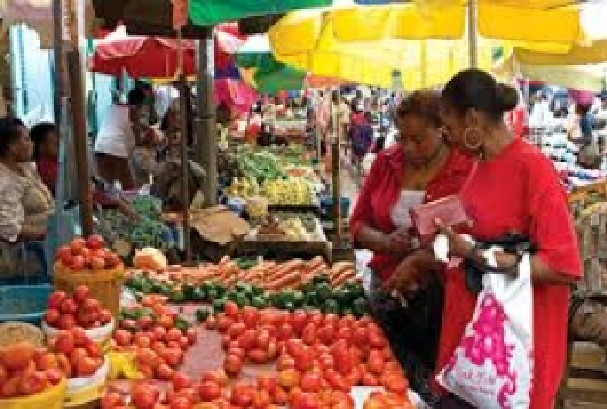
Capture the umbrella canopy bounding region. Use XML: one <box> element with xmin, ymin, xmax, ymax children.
<box><xmin>512</xmin><ymin>41</ymin><xmax>607</xmax><ymax>66</ymax></box>
<box><xmin>268</xmin><ymin>9</ymin><xmax>494</xmax><ymax>89</ymax></box>
<box><xmin>318</xmin><ymin>0</ymin><xmax>586</xmax><ymax>46</ymax></box>
<box><xmin>189</xmin><ymin>0</ymin><xmax>332</xmax><ymax>26</ymax></box>
<box><xmin>215</xmin><ymin>78</ymin><xmax>258</xmax><ymax>113</ymax></box>
<box><xmin>89</xmin><ymin>26</ymin><xmax>196</xmax><ymax>78</ymax></box>
<box><xmin>235</xmin><ymin>35</ymin><xmax>307</xmax><ymax>93</ymax></box>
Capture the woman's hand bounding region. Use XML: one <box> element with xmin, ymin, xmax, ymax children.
<box><xmin>381</xmin><ymin>249</ymin><xmax>438</xmax><ymax>294</ymax></box>
<box><xmin>383</xmin><ymin>229</ymin><xmax>412</xmax><ymax>255</ymax></box>
<box><xmin>435</xmin><ymin>218</ymin><xmax>474</xmax><ymax>259</ymax></box>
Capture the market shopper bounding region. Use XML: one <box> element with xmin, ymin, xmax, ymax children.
<box><xmin>385</xmin><ymin>69</ymin><xmax>581</xmax><ymax>409</ymax></box>
<box><xmin>30</xmin><ymin>122</ymin><xmax>59</xmax><ymax>195</ymax></box>
<box><xmin>94</xmin><ymin>88</ymin><xmax>147</xmax><ymax>190</ymax></box>
<box><xmin>349</xmin><ymin>90</ymin><xmax>474</xmax><ymax>401</ymax></box>
<box><xmin>0</xmin><ymin>117</ymin><xmax>54</xmax><ymax>282</ymax></box>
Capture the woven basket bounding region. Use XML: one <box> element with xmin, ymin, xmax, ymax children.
<box><xmin>54</xmin><ymin>262</ymin><xmax>125</xmax><ymax>316</ymax></box>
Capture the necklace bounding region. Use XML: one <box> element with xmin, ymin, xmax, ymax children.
<box><xmin>422</xmin><ymin>143</ymin><xmax>446</xmax><ymax>169</ymax></box>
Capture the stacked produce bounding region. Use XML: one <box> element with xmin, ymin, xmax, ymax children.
<box><xmin>262</xmin><ymin>178</ymin><xmax>315</xmax><ymax>206</ymax></box>
<box><xmin>55</xmin><ymin>235</ymin><xmax>122</xmax><ymax>271</ymax></box>
<box><xmin>111</xmin><ymin>295</ymin><xmax>196</xmax><ymax>380</ymax></box>
<box><xmin>97</xmin><ymin>196</ymin><xmax>175</xmax><ymax>258</ymax></box>
<box><xmin>43</xmin><ymin>286</ymin><xmax>113</xmax><ymax>331</ymax></box>
<box><xmin>255</xmin><ymin>216</ymin><xmax>310</xmax><ymax>241</ymax></box>
<box><xmin>0</xmin><ymin>342</ymin><xmax>64</xmax><ymax>398</ymax></box>
<box><xmin>105</xmin><ymin>303</ymin><xmax>412</xmax><ymax>409</ymax></box>
<box><xmin>47</xmin><ymin>328</ymin><xmax>104</xmax><ymax>378</ymax></box>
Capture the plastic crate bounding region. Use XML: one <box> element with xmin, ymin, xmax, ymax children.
<box><xmin>0</xmin><ymin>284</ymin><xmax>53</xmax><ymax>324</ymax></box>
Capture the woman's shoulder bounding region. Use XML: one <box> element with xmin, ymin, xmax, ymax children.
<box><xmin>443</xmin><ymin>148</ymin><xmax>476</xmax><ymax>175</ymax></box>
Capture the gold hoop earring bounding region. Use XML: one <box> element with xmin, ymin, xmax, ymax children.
<box><xmin>462</xmin><ymin>127</ymin><xmax>483</xmax><ymax>151</ymax></box>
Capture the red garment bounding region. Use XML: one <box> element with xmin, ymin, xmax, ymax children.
<box><xmin>436</xmin><ymin>138</ymin><xmax>581</xmax><ymax>408</ymax></box>
<box><xmin>349</xmin><ymin>145</ymin><xmax>474</xmax><ymax>281</ymax></box>
<box><xmin>37</xmin><ymin>157</ymin><xmax>58</xmax><ymax>195</ymax></box>
<box><xmin>506</xmin><ymin>105</ymin><xmax>528</xmax><ymax>138</ymax></box>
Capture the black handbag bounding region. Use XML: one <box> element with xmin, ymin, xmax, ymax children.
<box><xmin>464</xmin><ymin>233</ymin><xmax>536</xmax><ymax>294</ymax></box>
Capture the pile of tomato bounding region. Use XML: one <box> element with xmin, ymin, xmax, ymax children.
<box><xmin>102</xmin><ymin>299</ymin><xmax>413</xmax><ymax>409</ymax></box>
<box><xmin>0</xmin><ymin>342</ymin><xmax>64</xmax><ymax>399</ymax></box>
<box><xmin>44</xmin><ymin>285</ymin><xmax>113</xmax><ymax>330</ymax></box>
<box><xmin>47</xmin><ymin>327</ymin><xmax>104</xmax><ymax>378</ymax></box>
<box><xmin>56</xmin><ymin>235</ymin><xmax>122</xmax><ymax>271</ymax></box>
<box><xmin>111</xmin><ymin>296</ymin><xmax>196</xmax><ymax>380</ymax></box>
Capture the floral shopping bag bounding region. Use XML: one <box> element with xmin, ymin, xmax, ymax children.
<box><xmin>437</xmin><ymin>251</ymin><xmax>533</xmax><ymax>409</ymax></box>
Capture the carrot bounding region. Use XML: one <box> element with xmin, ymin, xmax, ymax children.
<box><xmin>331</xmin><ymin>270</ymin><xmax>357</xmax><ymax>286</ymax></box>
<box><xmin>266</xmin><ymin>271</ymin><xmax>301</xmax><ymax>290</ymax></box>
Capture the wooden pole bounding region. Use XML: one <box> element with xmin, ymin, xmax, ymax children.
<box><xmin>176</xmin><ymin>29</ymin><xmax>191</xmax><ymax>261</ymax></box>
<box><xmin>195</xmin><ymin>29</ymin><xmax>217</xmax><ymax>207</ymax></box>
<box><xmin>52</xmin><ymin>0</ymin><xmax>64</xmax><ymax>125</ymax></box>
<box><xmin>66</xmin><ymin>0</ymin><xmax>93</xmax><ymax>236</ymax></box>
<box><xmin>467</xmin><ymin>0</ymin><xmax>478</xmax><ymax>68</ymax></box>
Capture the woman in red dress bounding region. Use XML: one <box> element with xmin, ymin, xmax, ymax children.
<box><xmin>350</xmin><ymin>90</ymin><xmax>474</xmax><ymax>401</ymax></box>
<box><xmin>385</xmin><ymin>69</ymin><xmax>581</xmax><ymax>409</ymax></box>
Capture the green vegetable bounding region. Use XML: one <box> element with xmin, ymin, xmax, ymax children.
<box><xmin>315</xmin><ymin>282</ymin><xmax>331</xmax><ymax>302</ymax></box>
<box><xmin>251</xmin><ymin>296</ymin><xmax>267</xmax><ymax>308</ymax></box>
<box><xmin>207</xmin><ymin>288</ymin><xmax>219</xmax><ymax>301</ymax></box>
<box><xmin>169</xmin><ymin>289</ymin><xmax>186</xmax><ymax>303</ymax></box>
<box><xmin>174</xmin><ymin>316</ymin><xmax>190</xmax><ymax>331</ymax></box>
<box><xmin>352</xmin><ymin>297</ymin><xmax>369</xmax><ymax>317</ymax></box>
<box><xmin>195</xmin><ymin>307</ymin><xmax>213</xmax><ymax>322</ymax></box>
<box><xmin>213</xmin><ymin>298</ymin><xmax>227</xmax><ymax>312</ymax></box>
<box><xmin>235</xmin><ymin>292</ymin><xmax>250</xmax><ymax>308</ymax></box>
<box><xmin>191</xmin><ymin>287</ymin><xmax>206</xmax><ymax>301</ymax></box>
<box><xmin>323</xmin><ymin>299</ymin><xmax>340</xmax><ymax>314</ymax></box>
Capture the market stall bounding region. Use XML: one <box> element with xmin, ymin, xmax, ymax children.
<box><xmin>0</xmin><ymin>234</ymin><xmax>419</xmax><ymax>409</ymax></box>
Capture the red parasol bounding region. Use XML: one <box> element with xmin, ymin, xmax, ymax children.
<box><xmin>89</xmin><ymin>26</ymin><xmax>196</xmax><ymax>78</ymax></box>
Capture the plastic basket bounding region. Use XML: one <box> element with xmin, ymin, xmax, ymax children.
<box><xmin>0</xmin><ymin>284</ymin><xmax>53</xmax><ymax>324</ymax></box>
<box><xmin>53</xmin><ymin>262</ymin><xmax>125</xmax><ymax>316</ymax></box>
<box><xmin>0</xmin><ymin>378</ymin><xmax>66</xmax><ymax>409</ymax></box>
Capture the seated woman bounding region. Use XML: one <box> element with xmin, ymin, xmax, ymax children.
<box><xmin>0</xmin><ymin>117</ymin><xmax>54</xmax><ymax>283</ymax></box>
<box><xmin>349</xmin><ymin>90</ymin><xmax>474</xmax><ymax>401</ymax></box>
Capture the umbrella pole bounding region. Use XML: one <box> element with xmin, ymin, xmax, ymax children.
<box><xmin>467</xmin><ymin>0</ymin><xmax>478</xmax><ymax>68</ymax></box>
<box><xmin>331</xmin><ymin>88</ymin><xmax>341</xmax><ymax>250</ymax></box>
<box><xmin>195</xmin><ymin>29</ymin><xmax>217</xmax><ymax>207</ymax></box>
<box><xmin>52</xmin><ymin>0</ymin><xmax>64</xmax><ymax>126</ymax></box>
<box><xmin>66</xmin><ymin>0</ymin><xmax>93</xmax><ymax>236</ymax></box>
<box><xmin>177</xmin><ymin>29</ymin><xmax>191</xmax><ymax>261</ymax></box>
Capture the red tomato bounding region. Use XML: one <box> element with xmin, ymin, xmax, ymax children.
<box><xmin>224</xmin><ymin>301</ymin><xmax>239</xmax><ymax>318</ymax></box>
<box><xmin>60</xmin><ymin>298</ymin><xmax>78</xmax><ymax>315</ymax></box>
<box><xmin>223</xmin><ymin>354</ymin><xmax>242</xmax><ymax>377</ymax></box>
<box><xmin>18</xmin><ymin>370</ymin><xmax>48</xmax><ymax>396</ymax></box>
<box><xmin>70</xmin><ymin>327</ymin><xmax>88</xmax><ymax>346</ymax></box>
<box><xmin>178</xmin><ymin>336</ymin><xmax>189</xmax><ymax>349</ymax></box>
<box><xmin>101</xmin><ymin>392</ymin><xmax>126</xmax><ymax>409</ymax></box>
<box><xmin>155</xmin><ymin>363</ymin><xmax>174</xmax><ymax>380</ymax></box>
<box><xmin>83</xmin><ymin>298</ymin><xmax>101</xmax><ymax>313</ymax></box>
<box><xmin>227</xmin><ymin>322</ymin><xmax>246</xmax><ymax>339</ymax></box>
<box><xmin>56</xmin><ymin>353</ymin><xmax>72</xmax><ymax>377</ymax></box>
<box><xmin>47</xmin><ymin>291</ymin><xmax>67</xmax><ymax>309</ymax></box>
<box><xmin>301</xmin><ymin>323</ymin><xmax>317</xmax><ymax>346</ymax></box>
<box><xmin>241</xmin><ymin>306</ymin><xmax>258</xmax><ymax>329</ymax></box>
<box><xmin>73</xmin><ymin>285</ymin><xmax>90</xmax><ymax>304</ymax></box>
<box><xmin>257</xmin><ymin>374</ymin><xmax>277</xmax><ymax>394</ymax></box>
<box><xmin>381</xmin><ymin>372</ymin><xmax>408</xmax><ymax>395</ymax></box>
<box><xmin>70</xmin><ymin>237</ymin><xmax>86</xmax><ymax>254</ymax></box>
<box><xmin>76</xmin><ymin>356</ymin><xmax>99</xmax><ymax>377</ymax></box>
<box><xmin>237</xmin><ymin>329</ymin><xmax>256</xmax><ymax>350</ymax></box>
<box><xmin>44</xmin><ymin>308</ymin><xmax>61</xmax><ymax>325</ymax></box>
<box><xmin>70</xmin><ymin>255</ymin><xmax>86</xmax><ymax>270</ymax></box>
<box><xmin>90</xmin><ymin>256</ymin><xmax>105</xmax><ymax>270</ymax></box>
<box><xmin>0</xmin><ymin>342</ymin><xmax>35</xmax><ymax>371</ymax></box>
<box><xmin>247</xmin><ymin>348</ymin><xmax>268</xmax><ymax>364</ymax></box>
<box><xmin>198</xmin><ymin>380</ymin><xmax>221</xmax><ymax>402</ymax></box>
<box><xmin>277</xmin><ymin>323</ymin><xmax>293</xmax><ymax>341</ymax></box>
<box><xmin>299</xmin><ymin>371</ymin><xmax>322</xmax><ymax>393</ymax></box>
<box><xmin>254</xmin><ymin>329</ymin><xmax>270</xmax><ymax>350</ymax></box>
<box><xmin>294</xmin><ymin>347</ymin><xmax>314</xmax><ymax>372</ymax></box>
<box><xmin>172</xmin><ymin>371</ymin><xmax>192</xmax><ymax>391</ymax></box>
<box><xmin>54</xmin><ymin>331</ymin><xmax>75</xmax><ymax>355</ymax></box>
<box><xmin>160</xmin><ymin>348</ymin><xmax>182</xmax><ymax>367</ymax></box>
<box><xmin>168</xmin><ymin>396</ymin><xmax>192</xmax><ymax>409</ymax></box>
<box><xmin>290</xmin><ymin>312</ymin><xmax>307</xmax><ymax>335</ymax></box>
<box><xmin>185</xmin><ymin>328</ymin><xmax>197</xmax><ymax>345</ymax></box>
<box><xmin>367</xmin><ymin>350</ymin><xmax>385</xmax><ymax>375</ymax></box>
<box><xmin>86</xmin><ymin>234</ymin><xmax>105</xmax><ymax>250</ymax></box>
<box><xmin>231</xmin><ymin>382</ymin><xmax>254</xmax><ymax>407</ymax></box>
<box><xmin>362</xmin><ymin>372</ymin><xmax>379</xmax><ymax>387</ymax></box>
<box><xmin>99</xmin><ymin>309</ymin><xmax>112</xmax><ymax>324</ymax></box>
<box><xmin>85</xmin><ymin>340</ymin><xmax>102</xmax><ymax>358</ymax></box>
<box><xmin>105</xmin><ymin>253</ymin><xmax>122</xmax><ymax>269</ymax></box>
<box><xmin>113</xmin><ymin>329</ymin><xmax>133</xmax><ymax>346</ymax></box>
<box><xmin>132</xmin><ymin>382</ymin><xmax>160</xmax><ymax>409</ymax></box>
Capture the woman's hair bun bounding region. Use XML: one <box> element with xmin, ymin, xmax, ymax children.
<box><xmin>495</xmin><ymin>83</ymin><xmax>518</xmax><ymax>112</ymax></box>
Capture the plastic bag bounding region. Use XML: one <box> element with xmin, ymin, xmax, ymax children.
<box><xmin>437</xmin><ymin>250</ymin><xmax>533</xmax><ymax>409</ymax></box>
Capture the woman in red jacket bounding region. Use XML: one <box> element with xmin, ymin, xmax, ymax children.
<box><xmin>349</xmin><ymin>90</ymin><xmax>474</xmax><ymax>400</ymax></box>
<box><xmin>386</xmin><ymin>69</ymin><xmax>581</xmax><ymax>409</ymax></box>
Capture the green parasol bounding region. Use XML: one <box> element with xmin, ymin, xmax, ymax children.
<box><xmin>189</xmin><ymin>0</ymin><xmax>332</xmax><ymax>26</ymax></box>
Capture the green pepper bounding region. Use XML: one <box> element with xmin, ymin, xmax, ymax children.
<box><xmin>174</xmin><ymin>316</ymin><xmax>190</xmax><ymax>331</ymax></box>
<box><xmin>235</xmin><ymin>293</ymin><xmax>249</xmax><ymax>308</ymax></box>
<box><xmin>195</xmin><ymin>307</ymin><xmax>213</xmax><ymax>323</ymax></box>
<box><xmin>170</xmin><ymin>289</ymin><xmax>186</xmax><ymax>303</ymax></box>
<box><xmin>251</xmin><ymin>296</ymin><xmax>267</xmax><ymax>309</ymax></box>
<box><xmin>323</xmin><ymin>299</ymin><xmax>340</xmax><ymax>315</ymax></box>
<box><xmin>213</xmin><ymin>298</ymin><xmax>226</xmax><ymax>312</ymax></box>
<box><xmin>191</xmin><ymin>287</ymin><xmax>206</xmax><ymax>302</ymax></box>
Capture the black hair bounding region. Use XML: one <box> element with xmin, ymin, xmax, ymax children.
<box><xmin>127</xmin><ymin>88</ymin><xmax>146</xmax><ymax>106</ymax></box>
<box><xmin>442</xmin><ymin>69</ymin><xmax>518</xmax><ymax>122</ymax></box>
<box><xmin>30</xmin><ymin>122</ymin><xmax>57</xmax><ymax>160</ymax></box>
<box><xmin>0</xmin><ymin>117</ymin><xmax>26</xmax><ymax>157</ymax></box>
